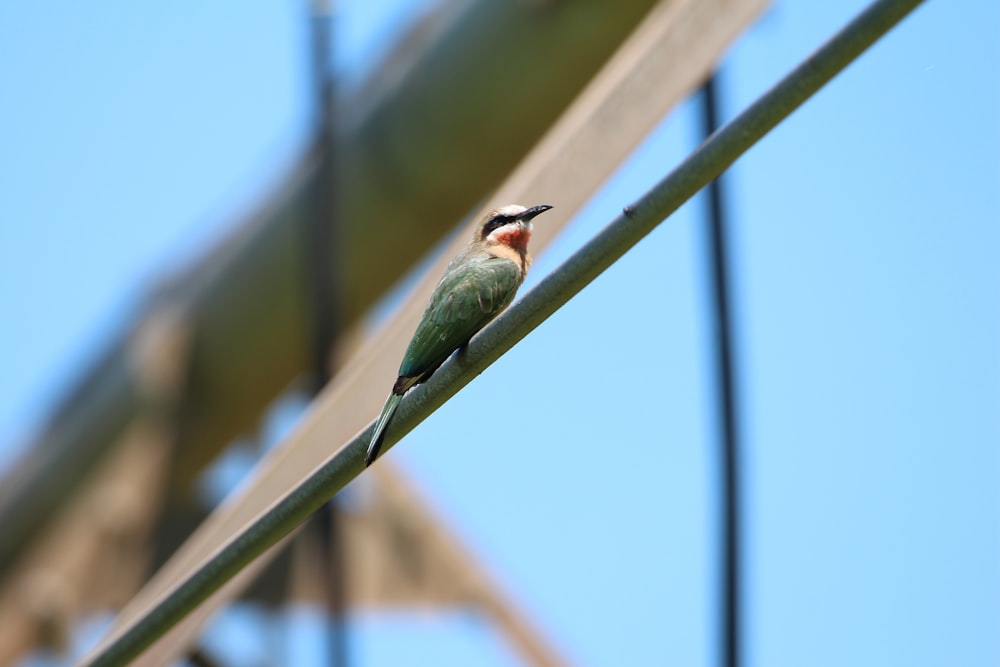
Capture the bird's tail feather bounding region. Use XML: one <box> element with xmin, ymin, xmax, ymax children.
<box><xmin>366</xmin><ymin>392</ymin><xmax>403</xmax><ymax>466</ymax></box>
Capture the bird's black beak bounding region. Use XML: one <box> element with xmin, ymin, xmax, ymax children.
<box><xmin>519</xmin><ymin>204</ymin><xmax>553</xmax><ymax>222</ymax></box>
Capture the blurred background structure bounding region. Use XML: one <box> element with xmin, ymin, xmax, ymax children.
<box><xmin>0</xmin><ymin>0</ymin><xmax>997</xmax><ymax>666</ymax></box>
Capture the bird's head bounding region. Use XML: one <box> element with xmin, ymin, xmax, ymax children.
<box><xmin>476</xmin><ymin>204</ymin><xmax>553</xmax><ymax>253</ymax></box>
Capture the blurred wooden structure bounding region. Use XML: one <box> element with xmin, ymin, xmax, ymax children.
<box><xmin>0</xmin><ymin>0</ymin><xmax>767</xmax><ymax>664</ymax></box>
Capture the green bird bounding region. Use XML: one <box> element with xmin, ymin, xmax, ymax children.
<box><xmin>365</xmin><ymin>203</ymin><xmax>553</xmax><ymax>466</ymax></box>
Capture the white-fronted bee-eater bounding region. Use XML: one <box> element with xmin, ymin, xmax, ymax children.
<box><xmin>365</xmin><ymin>203</ymin><xmax>553</xmax><ymax>466</ymax></box>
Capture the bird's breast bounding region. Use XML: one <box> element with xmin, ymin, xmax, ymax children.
<box><xmin>486</xmin><ymin>243</ymin><xmax>530</xmax><ymax>277</ymax></box>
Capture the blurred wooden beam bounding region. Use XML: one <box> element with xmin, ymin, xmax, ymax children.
<box><xmin>346</xmin><ymin>463</ymin><xmax>573</xmax><ymax>667</ymax></box>
<box><xmin>0</xmin><ymin>409</ymin><xmax>178</xmax><ymax>662</ymax></box>
<box><xmin>0</xmin><ymin>0</ymin><xmax>664</xmax><ymax>580</ymax></box>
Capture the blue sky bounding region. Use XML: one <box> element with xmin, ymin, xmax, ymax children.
<box><xmin>2</xmin><ymin>1</ymin><xmax>998</xmax><ymax>666</ymax></box>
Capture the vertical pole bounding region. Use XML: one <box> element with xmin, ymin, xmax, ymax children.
<box><xmin>306</xmin><ymin>2</ymin><xmax>348</xmax><ymax>666</ymax></box>
<box><xmin>699</xmin><ymin>73</ymin><xmax>742</xmax><ymax>667</ymax></box>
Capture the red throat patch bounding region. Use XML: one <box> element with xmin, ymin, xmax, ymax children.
<box><xmin>493</xmin><ymin>225</ymin><xmax>531</xmax><ymax>253</ymax></box>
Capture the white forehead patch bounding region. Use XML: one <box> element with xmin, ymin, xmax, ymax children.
<box><xmin>494</xmin><ymin>204</ymin><xmax>528</xmax><ymax>218</ymax></box>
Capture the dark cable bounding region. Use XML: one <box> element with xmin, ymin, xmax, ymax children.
<box><xmin>305</xmin><ymin>4</ymin><xmax>348</xmax><ymax>666</ymax></box>
<box><xmin>699</xmin><ymin>73</ymin><xmax>743</xmax><ymax>667</ymax></box>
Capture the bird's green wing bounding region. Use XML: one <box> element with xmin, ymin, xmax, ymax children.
<box><xmin>398</xmin><ymin>256</ymin><xmax>522</xmax><ymax>382</ymax></box>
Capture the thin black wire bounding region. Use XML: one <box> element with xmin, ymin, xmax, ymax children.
<box><xmin>305</xmin><ymin>12</ymin><xmax>338</xmax><ymax>381</ymax></box>
<box><xmin>699</xmin><ymin>73</ymin><xmax>743</xmax><ymax>667</ymax></box>
<box><xmin>305</xmin><ymin>4</ymin><xmax>348</xmax><ymax>667</ymax></box>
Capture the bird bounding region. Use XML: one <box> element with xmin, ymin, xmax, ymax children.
<box><xmin>365</xmin><ymin>203</ymin><xmax>553</xmax><ymax>466</ymax></box>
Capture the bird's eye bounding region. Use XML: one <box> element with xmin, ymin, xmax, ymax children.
<box><xmin>482</xmin><ymin>214</ymin><xmax>514</xmax><ymax>238</ymax></box>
